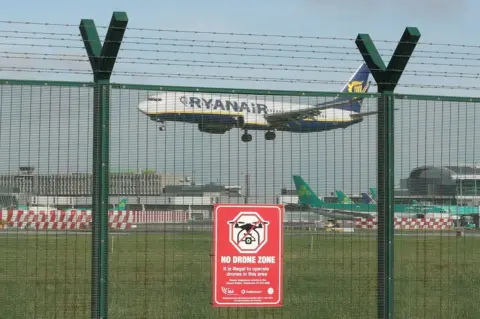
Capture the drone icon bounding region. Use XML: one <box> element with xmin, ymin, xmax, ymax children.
<box><xmin>227</xmin><ymin>212</ymin><xmax>269</xmax><ymax>253</ymax></box>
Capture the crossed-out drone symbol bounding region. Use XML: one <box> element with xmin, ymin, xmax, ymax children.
<box><xmin>227</xmin><ymin>212</ymin><xmax>269</xmax><ymax>253</ymax></box>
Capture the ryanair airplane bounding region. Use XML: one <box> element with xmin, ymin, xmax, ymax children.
<box><xmin>137</xmin><ymin>63</ymin><xmax>375</xmax><ymax>142</ymax></box>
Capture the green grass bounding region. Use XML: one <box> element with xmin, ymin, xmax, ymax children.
<box><xmin>1</xmin><ymin>230</ymin><xmax>480</xmax><ymax>318</ymax></box>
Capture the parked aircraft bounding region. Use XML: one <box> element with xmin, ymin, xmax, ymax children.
<box><xmin>290</xmin><ymin>175</ymin><xmax>452</xmax><ymax>220</ymax></box>
<box><xmin>288</xmin><ymin>175</ymin><xmax>376</xmax><ymax>220</ymax></box>
<box><xmin>335</xmin><ymin>190</ymin><xmax>354</xmax><ymax>204</ymax></box>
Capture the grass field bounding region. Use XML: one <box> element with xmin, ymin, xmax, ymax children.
<box><xmin>1</xmin><ymin>229</ymin><xmax>480</xmax><ymax>319</ymax></box>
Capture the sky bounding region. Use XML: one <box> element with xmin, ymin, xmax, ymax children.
<box><xmin>0</xmin><ymin>0</ymin><xmax>479</xmax><ymax>200</ymax></box>
<box><xmin>0</xmin><ymin>0</ymin><xmax>478</xmax><ymax>93</ymax></box>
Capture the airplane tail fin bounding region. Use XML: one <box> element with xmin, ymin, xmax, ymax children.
<box><xmin>369</xmin><ymin>188</ymin><xmax>377</xmax><ymax>201</ymax></box>
<box><xmin>114</xmin><ymin>198</ymin><xmax>128</xmax><ymax>211</ymax></box>
<box><xmin>332</xmin><ymin>63</ymin><xmax>372</xmax><ymax>113</ymax></box>
<box><xmin>335</xmin><ymin>190</ymin><xmax>354</xmax><ymax>204</ymax></box>
<box><xmin>361</xmin><ymin>192</ymin><xmax>376</xmax><ymax>204</ymax></box>
<box><xmin>292</xmin><ymin>175</ymin><xmax>325</xmax><ymax>206</ymax></box>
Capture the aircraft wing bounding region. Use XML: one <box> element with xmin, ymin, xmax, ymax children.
<box><xmin>349</xmin><ymin>110</ymin><xmax>379</xmax><ymax>120</ymax></box>
<box><xmin>264</xmin><ymin>97</ymin><xmax>364</xmax><ymax>127</ymax></box>
<box><xmin>349</xmin><ymin>108</ymin><xmax>401</xmax><ymax>120</ymax></box>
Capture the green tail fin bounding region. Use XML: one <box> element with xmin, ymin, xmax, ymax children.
<box><xmin>292</xmin><ymin>175</ymin><xmax>325</xmax><ymax>206</ymax></box>
<box><xmin>114</xmin><ymin>198</ymin><xmax>127</xmax><ymax>211</ymax></box>
<box><xmin>336</xmin><ymin>190</ymin><xmax>354</xmax><ymax>204</ymax></box>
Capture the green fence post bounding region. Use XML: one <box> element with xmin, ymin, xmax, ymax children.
<box><xmin>355</xmin><ymin>27</ymin><xmax>421</xmax><ymax>319</ymax></box>
<box><xmin>79</xmin><ymin>11</ymin><xmax>128</xmax><ymax>319</ymax></box>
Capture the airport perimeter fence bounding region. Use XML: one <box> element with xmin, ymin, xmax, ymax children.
<box><xmin>1</xmin><ymin>10</ymin><xmax>480</xmax><ymax>319</ymax></box>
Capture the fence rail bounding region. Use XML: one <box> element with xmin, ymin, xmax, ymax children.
<box><xmin>0</xmin><ymin>10</ymin><xmax>479</xmax><ymax>319</ymax></box>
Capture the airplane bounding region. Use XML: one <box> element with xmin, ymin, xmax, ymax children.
<box><xmin>335</xmin><ymin>188</ymin><xmax>376</xmax><ymax>204</ymax></box>
<box><xmin>288</xmin><ymin>175</ymin><xmax>377</xmax><ymax>221</ymax></box>
<box><xmin>335</xmin><ymin>190</ymin><xmax>355</xmax><ymax>204</ymax></box>
<box><xmin>112</xmin><ymin>198</ymin><xmax>127</xmax><ymax>211</ymax></box>
<box><xmin>361</xmin><ymin>192</ymin><xmax>377</xmax><ymax>204</ymax></box>
<box><xmin>136</xmin><ymin>63</ymin><xmax>376</xmax><ymax>143</ymax></box>
<box><xmin>291</xmin><ymin>175</ymin><xmax>454</xmax><ymax>220</ymax></box>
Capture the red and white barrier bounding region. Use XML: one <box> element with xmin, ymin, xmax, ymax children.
<box><xmin>4</xmin><ymin>210</ymin><xmax>90</xmax><ymax>230</ymax></box>
<box><xmin>355</xmin><ymin>217</ymin><xmax>454</xmax><ymax>230</ymax></box>
<box><xmin>0</xmin><ymin>209</ymin><xmax>192</xmax><ymax>230</ymax></box>
<box><xmin>0</xmin><ymin>210</ymin><xmax>134</xmax><ymax>230</ymax></box>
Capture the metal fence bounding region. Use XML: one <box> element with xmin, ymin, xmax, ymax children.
<box><xmin>1</xmin><ymin>10</ymin><xmax>480</xmax><ymax>319</ymax></box>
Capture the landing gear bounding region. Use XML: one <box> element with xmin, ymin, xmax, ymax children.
<box><xmin>241</xmin><ymin>130</ymin><xmax>276</xmax><ymax>142</ymax></box>
<box><xmin>157</xmin><ymin>119</ymin><xmax>165</xmax><ymax>131</ymax></box>
<box><xmin>265</xmin><ymin>131</ymin><xmax>276</xmax><ymax>140</ymax></box>
<box><xmin>241</xmin><ymin>131</ymin><xmax>252</xmax><ymax>143</ymax></box>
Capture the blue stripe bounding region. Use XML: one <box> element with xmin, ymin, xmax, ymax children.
<box><xmin>278</xmin><ymin>120</ymin><xmax>361</xmax><ymax>132</ymax></box>
<box><xmin>150</xmin><ymin>113</ymin><xmax>361</xmax><ymax>133</ymax></box>
<box><xmin>150</xmin><ymin>113</ymin><xmax>239</xmax><ymax>125</ymax></box>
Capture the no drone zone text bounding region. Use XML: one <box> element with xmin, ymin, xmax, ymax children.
<box><xmin>221</xmin><ymin>256</ymin><xmax>276</xmax><ymax>264</ymax></box>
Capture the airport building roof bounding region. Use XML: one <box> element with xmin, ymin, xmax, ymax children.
<box><xmin>0</xmin><ymin>167</ymin><xmax>242</xmax><ymax>197</ymax></box>
<box><xmin>407</xmin><ymin>165</ymin><xmax>480</xmax><ymax>197</ymax></box>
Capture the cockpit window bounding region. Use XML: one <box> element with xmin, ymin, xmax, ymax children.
<box><xmin>147</xmin><ymin>97</ymin><xmax>162</xmax><ymax>101</ymax></box>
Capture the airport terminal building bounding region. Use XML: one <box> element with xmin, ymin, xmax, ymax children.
<box><xmin>404</xmin><ymin>165</ymin><xmax>480</xmax><ymax>205</ymax></box>
<box><xmin>0</xmin><ymin>166</ymin><xmax>242</xmax><ymax>212</ymax></box>
<box><xmin>0</xmin><ymin>166</ymin><xmax>322</xmax><ymax>224</ymax></box>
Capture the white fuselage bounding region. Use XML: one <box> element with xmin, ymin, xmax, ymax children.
<box><xmin>138</xmin><ymin>92</ymin><xmax>359</xmax><ymax>132</ymax></box>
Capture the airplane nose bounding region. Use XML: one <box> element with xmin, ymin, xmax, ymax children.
<box><xmin>137</xmin><ymin>101</ymin><xmax>149</xmax><ymax>114</ymax></box>
<box><xmin>138</xmin><ymin>93</ymin><xmax>167</xmax><ymax>114</ymax></box>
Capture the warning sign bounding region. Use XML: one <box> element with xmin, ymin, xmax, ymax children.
<box><xmin>212</xmin><ymin>204</ymin><xmax>283</xmax><ymax>307</ymax></box>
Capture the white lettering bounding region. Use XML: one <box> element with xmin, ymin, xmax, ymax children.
<box><xmin>180</xmin><ymin>96</ymin><xmax>269</xmax><ymax>114</ymax></box>
<box><xmin>258</xmin><ymin>256</ymin><xmax>276</xmax><ymax>264</ymax></box>
<box><xmin>221</xmin><ymin>256</ymin><xmax>231</xmax><ymax>263</ymax></box>
<box><xmin>233</xmin><ymin>256</ymin><xmax>256</xmax><ymax>263</ymax></box>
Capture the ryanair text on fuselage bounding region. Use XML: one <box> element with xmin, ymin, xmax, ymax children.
<box><xmin>179</xmin><ymin>96</ymin><xmax>268</xmax><ymax>114</ymax></box>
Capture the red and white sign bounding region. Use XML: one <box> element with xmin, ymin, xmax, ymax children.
<box><xmin>212</xmin><ymin>204</ymin><xmax>283</xmax><ymax>307</ymax></box>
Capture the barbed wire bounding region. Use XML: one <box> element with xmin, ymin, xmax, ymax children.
<box><xmin>2</xmin><ymin>65</ymin><xmax>480</xmax><ymax>91</ymax></box>
<box><xmin>0</xmin><ymin>20</ymin><xmax>479</xmax><ymax>94</ymax></box>
<box><xmin>3</xmin><ymin>52</ymin><xmax>480</xmax><ymax>79</ymax></box>
<box><xmin>1</xmin><ymin>30</ymin><xmax>480</xmax><ymax>59</ymax></box>
<box><xmin>2</xmin><ymin>19</ymin><xmax>480</xmax><ymax>50</ymax></box>
<box><xmin>2</xmin><ymin>44</ymin><xmax>480</xmax><ymax>72</ymax></box>
<box><xmin>2</xmin><ymin>40</ymin><xmax>480</xmax><ymax>67</ymax></box>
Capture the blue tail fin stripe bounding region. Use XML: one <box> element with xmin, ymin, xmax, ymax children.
<box><xmin>333</xmin><ymin>63</ymin><xmax>371</xmax><ymax>113</ymax></box>
<box><xmin>340</xmin><ymin>63</ymin><xmax>371</xmax><ymax>93</ymax></box>
<box><xmin>361</xmin><ymin>192</ymin><xmax>376</xmax><ymax>204</ymax></box>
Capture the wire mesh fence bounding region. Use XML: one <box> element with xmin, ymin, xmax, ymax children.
<box><xmin>1</xmin><ymin>78</ymin><xmax>480</xmax><ymax>319</ymax></box>
<box><xmin>0</xmin><ymin>84</ymin><xmax>93</xmax><ymax>318</ymax></box>
<box><xmin>2</xmin><ymin>10</ymin><xmax>480</xmax><ymax>319</ymax></box>
<box><xmin>0</xmin><ymin>82</ymin><xmax>381</xmax><ymax>318</ymax></box>
<box><xmin>392</xmin><ymin>96</ymin><xmax>480</xmax><ymax>319</ymax></box>
<box><xmin>105</xmin><ymin>87</ymin><xmax>379</xmax><ymax>318</ymax></box>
